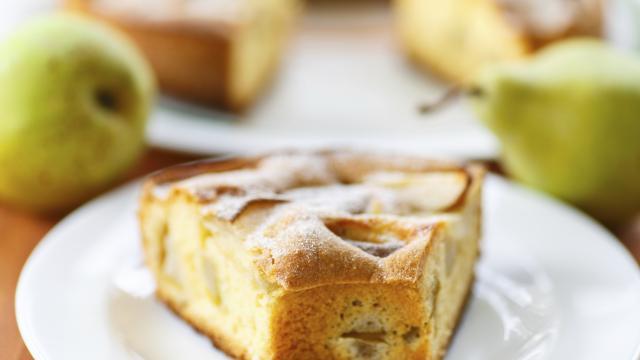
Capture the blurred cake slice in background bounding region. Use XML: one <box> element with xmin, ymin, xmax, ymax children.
<box><xmin>395</xmin><ymin>0</ymin><xmax>604</xmax><ymax>84</ymax></box>
<box><xmin>65</xmin><ymin>0</ymin><xmax>300</xmax><ymax>111</ymax></box>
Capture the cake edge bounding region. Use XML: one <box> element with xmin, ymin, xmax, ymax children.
<box><xmin>157</xmin><ymin>274</ymin><xmax>477</xmax><ymax>360</ymax></box>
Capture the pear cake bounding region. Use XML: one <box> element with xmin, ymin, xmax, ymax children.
<box><xmin>64</xmin><ymin>0</ymin><xmax>299</xmax><ymax>111</ymax></box>
<box><xmin>139</xmin><ymin>151</ymin><xmax>484</xmax><ymax>359</ymax></box>
<box><xmin>395</xmin><ymin>0</ymin><xmax>604</xmax><ymax>84</ymax></box>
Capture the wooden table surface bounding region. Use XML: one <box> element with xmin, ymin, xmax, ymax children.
<box><xmin>2</xmin><ymin>147</ymin><xmax>639</xmax><ymax>360</ymax></box>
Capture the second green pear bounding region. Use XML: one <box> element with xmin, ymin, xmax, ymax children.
<box><xmin>471</xmin><ymin>39</ymin><xmax>640</xmax><ymax>225</ymax></box>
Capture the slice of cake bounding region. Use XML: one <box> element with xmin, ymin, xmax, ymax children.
<box><xmin>395</xmin><ymin>0</ymin><xmax>604</xmax><ymax>84</ymax></box>
<box><xmin>64</xmin><ymin>0</ymin><xmax>300</xmax><ymax>111</ymax></box>
<box><xmin>139</xmin><ymin>151</ymin><xmax>484</xmax><ymax>359</ymax></box>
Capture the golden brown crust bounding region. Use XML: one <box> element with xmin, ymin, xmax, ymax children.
<box><xmin>142</xmin><ymin>150</ymin><xmax>485</xmax><ymax>292</ymax></box>
<box><xmin>146</xmin><ymin>156</ymin><xmax>257</xmax><ymax>186</ymax></box>
<box><xmin>271</xmin><ymin>284</ymin><xmax>428</xmax><ymax>359</ymax></box>
<box><xmin>247</xmin><ymin>212</ymin><xmax>442</xmax><ymax>290</ymax></box>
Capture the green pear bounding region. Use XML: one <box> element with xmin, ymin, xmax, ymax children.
<box><xmin>0</xmin><ymin>13</ymin><xmax>155</xmax><ymax>213</ymax></box>
<box><xmin>471</xmin><ymin>39</ymin><xmax>640</xmax><ymax>225</ymax></box>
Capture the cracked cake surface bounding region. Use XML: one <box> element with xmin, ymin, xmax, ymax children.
<box><xmin>139</xmin><ymin>150</ymin><xmax>484</xmax><ymax>359</ymax></box>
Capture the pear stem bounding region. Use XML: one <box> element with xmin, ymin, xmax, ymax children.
<box><xmin>418</xmin><ymin>85</ymin><xmax>485</xmax><ymax>115</ymax></box>
<box><xmin>467</xmin><ymin>86</ymin><xmax>485</xmax><ymax>98</ymax></box>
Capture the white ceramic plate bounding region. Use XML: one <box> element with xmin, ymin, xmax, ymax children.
<box><xmin>16</xmin><ymin>173</ymin><xmax>640</xmax><ymax>360</ymax></box>
<box><xmin>146</xmin><ymin>0</ymin><xmax>500</xmax><ymax>158</ymax></box>
<box><xmin>1</xmin><ymin>0</ymin><xmax>638</xmax><ymax>158</ymax></box>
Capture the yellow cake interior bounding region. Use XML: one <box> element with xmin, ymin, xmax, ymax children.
<box><xmin>142</xmin><ymin>197</ymin><xmax>277</xmax><ymax>356</ymax></box>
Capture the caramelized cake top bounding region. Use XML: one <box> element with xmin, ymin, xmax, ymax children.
<box><xmin>142</xmin><ymin>151</ymin><xmax>484</xmax><ymax>291</ymax></box>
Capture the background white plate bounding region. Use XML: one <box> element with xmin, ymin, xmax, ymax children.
<box><xmin>2</xmin><ymin>0</ymin><xmax>638</xmax><ymax>158</ymax></box>
<box><xmin>148</xmin><ymin>0</ymin><xmax>499</xmax><ymax>158</ymax></box>
<box><xmin>16</xmin><ymin>174</ymin><xmax>640</xmax><ymax>360</ymax></box>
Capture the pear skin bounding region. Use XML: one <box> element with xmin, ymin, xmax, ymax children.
<box><xmin>471</xmin><ymin>39</ymin><xmax>640</xmax><ymax>225</ymax></box>
<box><xmin>0</xmin><ymin>14</ymin><xmax>155</xmax><ymax>213</ymax></box>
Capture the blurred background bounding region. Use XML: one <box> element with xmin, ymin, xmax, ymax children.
<box><xmin>1</xmin><ymin>0</ymin><xmax>640</xmax><ymax>358</ymax></box>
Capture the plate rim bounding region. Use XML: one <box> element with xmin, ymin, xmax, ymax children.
<box><xmin>15</xmin><ymin>181</ymin><xmax>141</xmax><ymax>360</ymax></box>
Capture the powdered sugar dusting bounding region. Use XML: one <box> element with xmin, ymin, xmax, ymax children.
<box><xmin>205</xmin><ymin>193</ymin><xmax>288</xmax><ymax>221</ymax></box>
<box><xmin>156</xmin><ymin>152</ymin><xmax>476</xmax><ymax>288</ymax></box>
<box><xmin>246</xmin><ymin>207</ymin><xmax>327</xmax><ymax>259</ymax></box>
<box><xmin>165</xmin><ymin>152</ymin><xmax>470</xmax><ymax>226</ymax></box>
